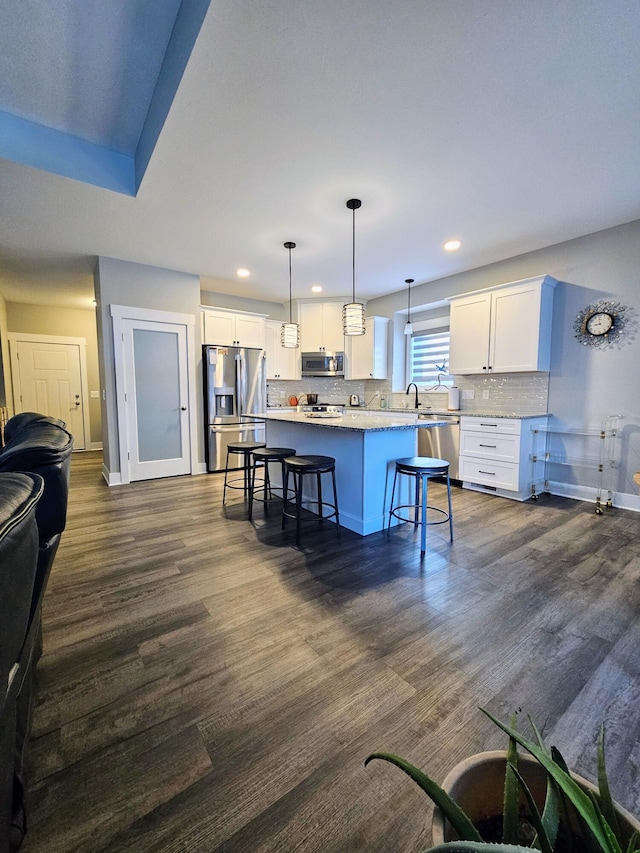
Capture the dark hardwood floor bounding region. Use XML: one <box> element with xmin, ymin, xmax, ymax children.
<box><xmin>21</xmin><ymin>452</ymin><xmax>640</xmax><ymax>852</ymax></box>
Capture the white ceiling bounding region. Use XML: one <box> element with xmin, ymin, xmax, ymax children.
<box><xmin>0</xmin><ymin>0</ymin><xmax>639</xmax><ymax>310</ymax></box>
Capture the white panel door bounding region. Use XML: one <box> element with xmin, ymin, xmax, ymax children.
<box><xmin>121</xmin><ymin>319</ymin><xmax>191</xmax><ymax>480</ymax></box>
<box><xmin>13</xmin><ymin>340</ymin><xmax>85</xmax><ymax>448</ymax></box>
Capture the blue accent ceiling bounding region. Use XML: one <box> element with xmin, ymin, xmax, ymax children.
<box><xmin>0</xmin><ymin>0</ymin><xmax>211</xmax><ymax>195</ymax></box>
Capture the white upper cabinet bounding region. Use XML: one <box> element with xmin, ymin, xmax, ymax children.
<box><xmin>264</xmin><ymin>320</ymin><xmax>300</xmax><ymax>380</ymax></box>
<box><xmin>448</xmin><ymin>275</ymin><xmax>557</xmax><ymax>374</ymax></box>
<box><xmin>299</xmin><ymin>302</ymin><xmax>345</xmax><ymax>352</ymax></box>
<box><xmin>345</xmin><ymin>316</ymin><xmax>389</xmax><ymax>379</ymax></box>
<box><xmin>202</xmin><ymin>308</ymin><xmax>266</xmax><ymax>349</ymax></box>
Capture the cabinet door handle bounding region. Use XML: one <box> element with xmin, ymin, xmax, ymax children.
<box><xmin>480</xmin><ymin>423</ymin><xmax>498</xmax><ymax>428</ymax></box>
<box><xmin>479</xmin><ymin>470</ymin><xmax>496</xmax><ymax>475</ymax></box>
<box><xmin>479</xmin><ymin>444</ymin><xmax>497</xmax><ymax>448</ymax></box>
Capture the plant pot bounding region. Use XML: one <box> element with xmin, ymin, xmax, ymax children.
<box><xmin>431</xmin><ymin>750</ymin><xmax>640</xmax><ymax>847</ymax></box>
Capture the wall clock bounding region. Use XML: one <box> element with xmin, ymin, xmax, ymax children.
<box><xmin>574</xmin><ymin>299</ymin><xmax>628</xmax><ymax>348</ymax></box>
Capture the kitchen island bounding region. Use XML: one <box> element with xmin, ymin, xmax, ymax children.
<box><xmin>253</xmin><ymin>409</ymin><xmax>452</xmax><ymax>536</ymax></box>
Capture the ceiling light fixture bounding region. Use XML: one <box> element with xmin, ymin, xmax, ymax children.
<box><xmin>311</xmin><ymin>285</ymin><xmax>323</xmax><ymax>293</ymax></box>
<box><xmin>404</xmin><ymin>279</ymin><xmax>414</xmax><ymax>336</ymax></box>
<box><xmin>236</xmin><ymin>268</ymin><xmax>250</xmax><ymax>277</ymax></box>
<box><xmin>281</xmin><ymin>241</ymin><xmax>299</xmax><ymax>348</ymax></box>
<box><xmin>443</xmin><ymin>239</ymin><xmax>461</xmax><ymax>252</ymax></box>
<box><xmin>343</xmin><ymin>198</ymin><xmax>366</xmax><ymax>336</ymax></box>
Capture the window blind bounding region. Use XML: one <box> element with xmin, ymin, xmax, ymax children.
<box><xmin>409</xmin><ymin>328</ymin><xmax>452</xmax><ymax>386</ymax></box>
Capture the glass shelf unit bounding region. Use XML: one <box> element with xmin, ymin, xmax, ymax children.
<box><xmin>530</xmin><ymin>415</ymin><xmax>622</xmax><ymax>514</ymax></box>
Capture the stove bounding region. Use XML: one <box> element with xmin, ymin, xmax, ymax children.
<box><xmin>296</xmin><ymin>404</ymin><xmax>344</xmax><ymax>414</ymax></box>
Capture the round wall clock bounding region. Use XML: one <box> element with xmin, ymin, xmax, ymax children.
<box><xmin>574</xmin><ymin>299</ymin><xmax>628</xmax><ymax>348</ymax></box>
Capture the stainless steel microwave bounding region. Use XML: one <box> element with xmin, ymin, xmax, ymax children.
<box><xmin>301</xmin><ymin>351</ymin><xmax>344</xmax><ymax>377</ymax></box>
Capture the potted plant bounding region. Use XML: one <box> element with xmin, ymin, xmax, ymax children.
<box><xmin>365</xmin><ymin>708</ymin><xmax>640</xmax><ymax>853</ymax></box>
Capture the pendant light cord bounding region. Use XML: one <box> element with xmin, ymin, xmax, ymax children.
<box><xmin>406</xmin><ymin>278</ymin><xmax>413</xmax><ymax>322</ymax></box>
<box><xmin>352</xmin><ymin>205</ymin><xmax>356</xmax><ymax>303</ymax></box>
<box><xmin>283</xmin><ymin>241</ymin><xmax>296</xmax><ymax>323</ymax></box>
<box><xmin>288</xmin><ymin>246</ymin><xmax>293</xmax><ymax>324</ymax></box>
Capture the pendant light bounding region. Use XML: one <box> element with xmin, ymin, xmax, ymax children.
<box><xmin>343</xmin><ymin>198</ymin><xmax>366</xmax><ymax>336</ymax></box>
<box><xmin>281</xmin><ymin>241</ymin><xmax>300</xmax><ymax>348</ymax></box>
<box><xmin>404</xmin><ymin>279</ymin><xmax>414</xmax><ymax>335</ymax></box>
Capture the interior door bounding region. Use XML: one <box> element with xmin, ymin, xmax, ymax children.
<box><xmin>121</xmin><ymin>319</ymin><xmax>191</xmax><ymax>481</ymax></box>
<box><xmin>12</xmin><ymin>339</ymin><xmax>86</xmax><ymax>448</ymax></box>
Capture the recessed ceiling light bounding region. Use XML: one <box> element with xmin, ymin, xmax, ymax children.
<box><xmin>444</xmin><ymin>239</ymin><xmax>462</xmax><ymax>252</ymax></box>
<box><xmin>311</xmin><ymin>285</ymin><xmax>323</xmax><ymax>293</ymax></box>
<box><xmin>236</xmin><ymin>268</ymin><xmax>250</xmax><ymax>277</ymax></box>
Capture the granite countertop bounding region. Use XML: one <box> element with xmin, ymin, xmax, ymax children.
<box><xmin>253</xmin><ymin>410</ymin><xmax>453</xmax><ymax>432</ymax></box>
<box><xmin>368</xmin><ymin>407</ymin><xmax>548</xmax><ymax>419</ymax></box>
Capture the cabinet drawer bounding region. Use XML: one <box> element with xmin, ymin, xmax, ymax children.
<box><xmin>459</xmin><ymin>431</ymin><xmax>520</xmax><ymax>462</ymax></box>
<box><xmin>459</xmin><ymin>456</ymin><xmax>519</xmax><ymax>491</ymax></box>
<box><xmin>460</xmin><ymin>416</ymin><xmax>522</xmax><ymax>435</ymax></box>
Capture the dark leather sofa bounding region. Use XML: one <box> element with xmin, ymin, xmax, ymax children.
<box><xmin>0</xmin><ymin>472</ymin><xmax>43</xmax><ymax>853</ymax></box>
<box><xmin>0</xmin><ymin>413</ymin><xmax>73</xmax><ymax>850</ymax></box>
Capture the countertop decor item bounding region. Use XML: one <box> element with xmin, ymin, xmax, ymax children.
<box><xmin>281</xmin><ymin>241</ymin><xmax>300</xmax><ymax>348</ymax></box>
<box><xmin>573</xmin><ymin>299</ymin><xmax>629</xmax><ymax>349</ymax></box>
<box><xmin>342</xmin><ymin>199</ymin><xmax>366</xmax><ymax>336</ymax></box>
<box><xmin>366</xmin><ymin>708</ymin><xmax>640</xmax><ymax>853</ymax></box>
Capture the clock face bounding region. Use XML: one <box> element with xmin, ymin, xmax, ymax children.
<box><xmin>585</xmin><ymin>311</ymin><xmax>614</xmax><ymax>336</ymax></box>
<box><xmin>574</xmin><ymin>299</ymin><xmax>630</xmax><ymax>348</ymax></box>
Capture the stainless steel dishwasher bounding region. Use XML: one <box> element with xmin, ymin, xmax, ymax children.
<box><xmin>417</xmin><ymin>414</ymin><xmax>461</xmax><ymax>479</ymax></box>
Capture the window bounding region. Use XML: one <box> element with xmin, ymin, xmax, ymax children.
<box><xmin>407</xmin><ymin>327</ymin><xmax>452</xmax><ymax>387</ymax></box>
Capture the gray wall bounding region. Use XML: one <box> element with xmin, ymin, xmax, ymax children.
<box><xmin>200</xmin><ymin>288</ymin><xmax>285</xmax><ymax>320</ymax></box>
<box><xmin>94</xmin><ymin>256</ymin><xmax>202</xmax><ymax>476</ymax></box>
<box><xmin>6</xmin><ymin>302</ymin><xmax>102</xmax><ymax>445</ymax></box>
<box><xmin>368</xmin><ymin>219</ymin><xmax>640</xmax><ymax>499</ymax></box>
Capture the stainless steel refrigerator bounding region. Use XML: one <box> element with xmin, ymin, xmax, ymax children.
<box><xmin>203</xmin><ymin>344</ymin><xmax>266</xmax><ymax>472</ymax></box>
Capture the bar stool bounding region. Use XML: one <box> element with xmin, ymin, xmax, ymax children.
<box><xmin>282</xmin><ymin>455</ymin><xmax>340</xmax><ymax>546</ymax></box>
<box><xmin>248</xmin><ymin>447</ymin><xmax>297</xmax><ymax>520</ymax></box>
<box><xmin>387</xmin><ymin>456</ymin><xmax>453</xmax><ymax>555</ymax></box>
<box><xmin>222</xmin><ymin>440</ymin><xmax>266</xmax><ymax>504</ymax></box>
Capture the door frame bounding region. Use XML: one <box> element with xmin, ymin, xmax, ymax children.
<box><xmin>111</xmin><ymin>305</ymin><xmax>198</xmax><ymax>485</ymax></box>
<box><xmin>7</xmin><ymin>332</ymin><xmax>90</xmax><ymax>449</ymax></box>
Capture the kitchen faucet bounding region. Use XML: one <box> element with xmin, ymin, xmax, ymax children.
<box><xmin>406</xmin><ymin>382</ymin><xmax>420</xmax><ymax>408</ymax></box>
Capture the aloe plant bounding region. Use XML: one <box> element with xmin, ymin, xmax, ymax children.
<box><xmin>364</xmin><ymin>708</ymin><xmax>640</xmax><ymax>853</ymax></box>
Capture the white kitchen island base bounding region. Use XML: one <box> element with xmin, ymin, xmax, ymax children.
<box><xmin>264</xmin><ymin>415</ymin><xmax>421</xmax><ymax>536</ymax></box>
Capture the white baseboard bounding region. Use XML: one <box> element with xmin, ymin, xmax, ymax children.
<box><xmin>89</xmin><ymin>441</ymin><xmax>103</xmax><ymax>451</ymax></box>
<box><xmin>102</xmin><ymin>464</ymin><xmax>122</xmax><ymax>486</ymax></box>
<box><xmin>102</xmin><ymin>462</ymin><xmax>207</xmax><ymax>485</ymax></box>
<box><xmin>547</xmin><ymin>480</ymin><xmax>640</xmax><ymax>513</ymax></box>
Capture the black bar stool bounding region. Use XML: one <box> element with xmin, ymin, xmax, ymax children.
<box><xmin>248</xmin><ymin>447</ymin><xmax>297</xmax><ymax>520</ymax></box>
<box><xmin>282</xmin><ymin>455</ymin><xmax>340</xmax><ymax>545</ymax></box>
<box><xmin>387</xmin><ymin>456</ymin><xmax>453</xmax><ymax>555</ymax></box>
<box><xmin>223</xmin><ymin>440</ymin><xmax>266</xmax><ymax>504</ymax></box>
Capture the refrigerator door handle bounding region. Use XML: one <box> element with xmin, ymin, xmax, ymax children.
<box><xmin>211</xmin><ymin>423</ymin><xmax>262</xmax><ymax>434</ymax></box>
<box><xmin>236</xmin><ymin>351</ymin><xmax>245</xmax><ymax>416</ymax></box>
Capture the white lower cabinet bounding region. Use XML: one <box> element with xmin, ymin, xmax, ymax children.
<box><xmin>459</xmin><ymin>415</ymin><xmax>547</xmax><ymax>501</ymax></box>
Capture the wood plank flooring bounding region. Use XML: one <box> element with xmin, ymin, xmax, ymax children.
<box><xmin>21</xmin><ymin>452</ymin><xmax>640</xmax><ymax>852</ymax></box>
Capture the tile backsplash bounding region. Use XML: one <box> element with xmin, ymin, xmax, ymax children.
<box><xmin>268</xmin><ymin>372</ymin><xmax>549</xmax><ymax>416</ymax></box>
